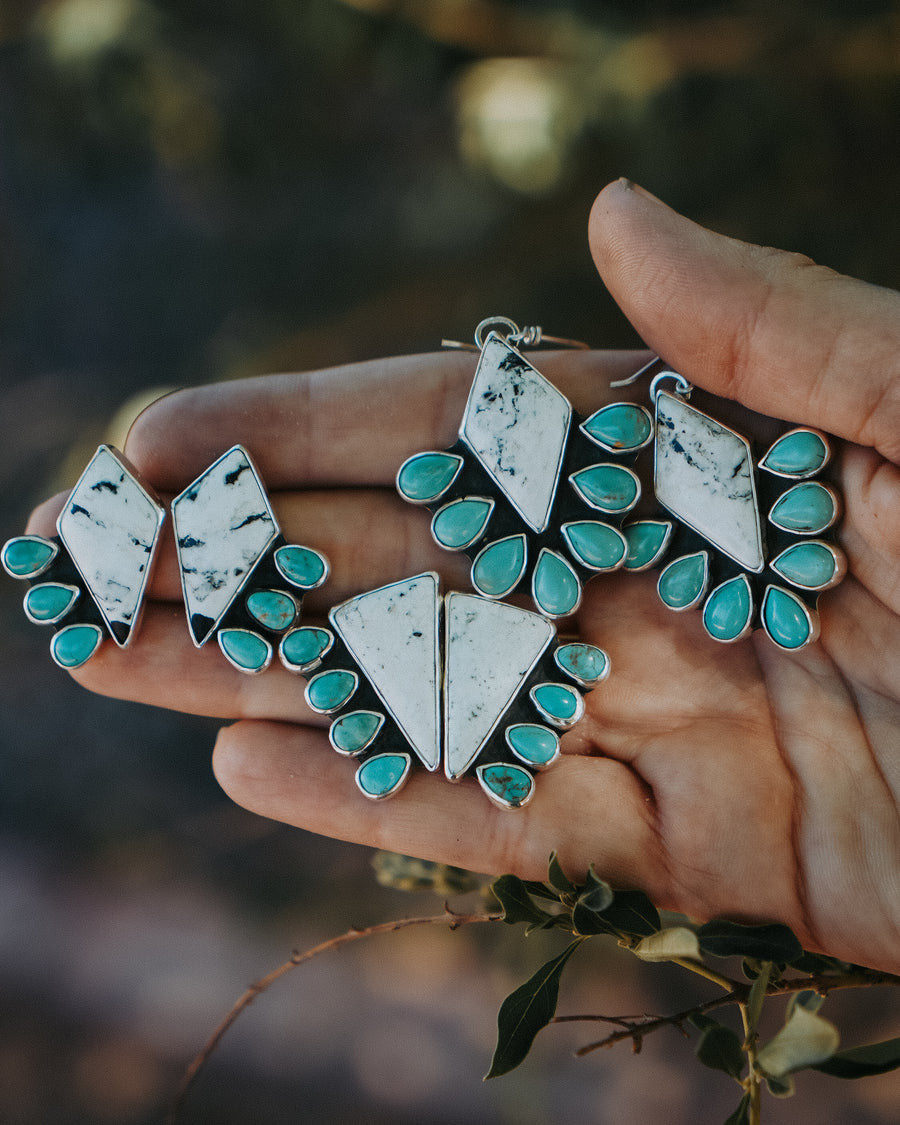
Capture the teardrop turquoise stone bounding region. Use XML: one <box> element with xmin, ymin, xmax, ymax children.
<box><xmin>506</xmin><ymin>724</ymin><xmax>559</xmax><ymax>766</ymax></box>
<box><xmin>331</xmin><ymin>710</ymin><xmax>384</xmax><ymax>754</ymax></box>
<box><xmin>3</xmin><ymin>536</ymin><xmax>58</xmax><ymax>578</ymax></box>
<box><xmin>761</xmin><ymin>430</ymin><xmax>828</xmax><ymax>476</ymax></box>
<box><xmin>432</xmin><ymin>498</ymin><xmax>492</xmax><ymax>549</ymax></box>
<box><xmin>702</xmin><ymin>576</ymin><xmax>752</xmax><ymax>642</ymax></box>
<box><xmin>563</xmin><ymin>521</ymin><xmax>627</xmax><ymax>570</ymax></box>
<box><xmin>275</xmin><ymin>546</ymin><xmax>327</xmax><ymax>589</ymax></box>
<box><xmin>581</xmin><ymin>402</ymin><xmax>652</xmax><ymax>451</ymax></box>
<box><xmin>623</xmin><ymin>521</ymin><xmax>672</xmax><ymax>570</ymax></box>
<box><xmin>554</xmin><ymin>642</ymin><xmax>609</xmax><ymax>685</ymax></box>
<box><xmin>51</xmin><ymin>624</ymin><xmax>102</xmax><ymax>668</ymax></box>
<box><xmin>397</xmin><ymin>452</ymin><xmax>462</xmax><ymax>502</ymax></box>
<box><xmin>306</xmin><ymin>669</ymin><xmax>357</xmax><ymax>712</ymax></box>
<box><xmin>246</xmin><ymin>589</ymin><xmax>297</xmax><ymax>631</ymax></box>
<box><xmin>280</xmin><ymin>626</ymin><xmax>332</xmax><ymax>670</ymax></box>
<box><xmin>24</xmin><ymin>583</ymin><xmax>78</xmax><ymax>622</ymax></box>
<box><xmin>771</xmin><ymin>542</ymin><xmax>836</xmax><ymax>589</ymax></box>
<box><xmin>472</xmin><ymin>535</ymin><xmax>526</xmax><ymax>597</ymax></box>
<box><xmin>658</xmin><ymin>553</ymin><xmax>707</xmax><ymax>609</ymax></box>
<box><xmin>356</xmin><ymin>753</ymin><xmax>409</xmax><ymax>798</ymax></box>
<box><xmin>532</xmin><ymin>550</ymin><xmax>580</xmax><ymax>616</ymax></box>
<box><xmin>762</xmin><ymin>585</ymin><xmax>812</xmax><ymax>649</ymax></box>
<box><xmin>531</xmin><ymin>682</ymin><xmax>580</xmax><ymax>722</ymax></box>
<box><xmin>478</xmin><ymin>763</ymin><xmax>534</xmax><ymax>808</ymax></box>
<box><xmin>769</xmin><ymin>483</ymin><xmax>836</xmax><ymax>534</ymax></box>
<box><xmin>219</xmin><ymin>628</ymin><xmax>272</xmax><ymax>672</ymax></box>
<box><xmin>570</xmin><ymin>464</ymin><xmax>639</xmax><ymax>513</ymax></box>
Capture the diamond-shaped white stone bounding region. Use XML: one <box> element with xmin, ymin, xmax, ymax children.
<box><xmin>461</xmin><ymin>334</ymin><xmax>571</xmax><ymax>533</ymax></box>
<box><xmin>331</xmin><ymin>573</ymin><xmax>441</xmax><ymax>771</ymax></box>
<box><xmin>57</xmin><ymin>445</ymin><xmax>164</xmax><ymax>646</ymax></box>
<box><xmin>443</xmin><ymin>593</ymin><xmax>554</xmax><ymax>781</ymax></box>
<box><xmin>655</xmin><ymin>392</ymin><xmax>764</xmax><ymax>572</ymax></box>
<box><xmin>172</xmin><ymin>446</ymin><xmax>279</xmax><ymax>646</ymax></box>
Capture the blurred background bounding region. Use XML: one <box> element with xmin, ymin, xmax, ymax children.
<box><xmin>1</xmin><ymin>1</ymin><xmax>899</xmax><ymax>1121</ymax></box>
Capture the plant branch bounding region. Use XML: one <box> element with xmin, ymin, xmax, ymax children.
<box><xmin>562</xmin><ymin>970</ymin><xmax>900</xmax><ymax>1057</ymax></box>
<box><xmin>165</xmin><ymin>905</ymin><xmax>502</xmax><ymax>1125</ymax></box>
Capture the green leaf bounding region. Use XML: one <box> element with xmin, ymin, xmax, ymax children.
<box><xmin>632</xmin><ymin>926</ymin><xmax>702</xmax><ymax>962</ymax></box>
<box><xmin>689</xmin><ymin>1013</ymin><xmax>720</xmax><ymax>1033</ymax></box>
<box><xmin>786</xmin><ymin>989</ymin><xmax>825</xmax><ymax>1019</ymax></box>
<box><xmin>698</xmin><ymin>920</ymin><xmax>802</xmax><ymax>962</ymax></box>
<box><xmin>764</xmin><ymin>1073</ymin><xmax>795</xmax><ymax>1098</ymax></box>
<box><xmin>811</xmin><ymin>1036</ymin><xmax>900</xmax><ymax>1079</ymax></box>
<box><xmin>745</xmin><ymin>961</ymin><xmax>772</xmax><ymax>1037</ymax></box>
<box><xmin>491</xmin><ymin>875</ymin><xmax>555</xmax><ymax>928</ymax></box>
<box><xmin>547</xmin><ymin>851</ymin><xmax>577</xmax><ymax>894</ymax></box>
<box><xmin>371</xmin><ymin>852</ymin><xmax>479</xmax><ymax>895</ymax></box>
<box><xmin>600</xmin><ymin>889</ymin><xmax>661</xmax><ymax>937</ymax></box>
<box><xmin>521</xmin><ymin>879</ymin><xmax>564</xmax><ymax>902</ymax></box>
<box><xmin>723</xmin><ymin>1092</ymin><xmax>751</xmax><ymax>1124</ymax></box>
<box><xmin>789</xmin><ymin>950</ymin><xmax>847</xmax><ymax>974</ymax></box>
<box><xmin>485</xmin><ymin>940</ymin><xmax>583</xmax><ymax>1079</ymax></box>
<box><xmin>756</xmin><ymin>1006</ymin><xmax>840</xmax><ymax>1079</ymax></box>
<box><xmin>696</xmin><ymin>1023</ymin><xmax>745</xmax><ymax>1080</ymax></box>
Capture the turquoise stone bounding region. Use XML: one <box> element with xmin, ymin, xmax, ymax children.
<box><xmin>658</xmin><ymin>552</ymin><xmax>707</xmax><ymax>609</ymax></box>
<box><xmin>274</xmin><ymin>545</ymin><xmax>327</xmax><ymax>589</ymax></box>
<box><xmin>356</xmin><ymin>753</ymin><xmax>410</xmax><ymax>799</ymax></box>
<box><xmin>24</xmin><ymin>583</ymin><xmax>78</xmax><ymax>623</ymax></box>
<box><xmin>554</xmin><ymin>642</ymin><xmax>609</xmax><ymax>685</ymax></box>
<box><xmin>246</xmin><ymin>589</ymin><xmax>297</xmax><ymax>632</ymax></box>
<box><xmin>531</xmin><ymin>682</ymin><xmax>581</xmax><ymax>725</ymax></box>
<box><xmin>702</xmin><ymin>576</ymin><xmax>753</xmax><ymax>642</ymax></box>
<box><xmin>570</xmin><ymin>464</ymin><xmax>639</xmax><ymax>513</ymax></box>
<box><xmin>280</xmin><ymin>626</ymin><xmax>332</xmax><ymax>670</ymax></box>
<box><xmin>306</xmin><ymin>668</ymin><xmax>358</xmax><ymax>712</ymax></box>
<box><xmin>623</xmin><ymin>521</ymin><xmax>672</xmax><ymax>571</ymax></box>
<box><xmin>506</xmin><ymin>724</ymin><xmax>559</xmax><ymax>767</ymax></box>
<box><xmin>219</xmin><ymin>628</ymin><xmax>272</xmax><ymax>672</ymax></box>
<box><xmin>769</xmin><ymin>483</ymin><xmax>836</xmax><ymax>534</ymax></box>
<box><xmin>472</xmin><ymin>535</ymin><xmax>526</xmax><ymax>598</ymax></box>
<box><xmin>431</xmin><ymin>498</ymin><xmax>492</xmax><ymax>549</ymax></box>
<box><xmin>562</xmin><ymin>521</ymin><xmax>627</xmax><ymax>571</ymax></box>
<box><xmin>331</xmin><ymin>710</ymin><xmax>384</xmax><ymax>755</ymax></box>
<box><xmin>581</xmin><ymin>402</ymin><xmax>652</xmax><ymax>452</ymax></box>
<box><xmin>50</xmin><ymin>624</ymin><xmax>102</xmax><ymax>668</ymax></box>
<box><xmin>477</xmin><ymin>763</ymin><xmax>534</xmax><ymax>808</ymax></box>
<box><xmin>760</xmin><ymin>430</ymin><xmax>828</xmax><ymax>477</ymax></box>
<box><xmin>397</xmin><ymin>451</ymin><xmax>462</xmax><ymax>502</ymax></box>
<box><xmin>2</xmin><ymin>536</ymin><xmax>58</xmax><ymax>578</ymax></box>
<box><xmin>532</xmin><ymin>549</ymin><xmax>580</xmax><ymax>616</ymax></box>
<box><xmin>762</xmin><ymin>585</ymin><xmax>813</xmax><ymax>649</ymax></box>
<box><xmin>771</xmin><ymin>542</ymin><xmax>837</xmax><ymax>589</ymax></box>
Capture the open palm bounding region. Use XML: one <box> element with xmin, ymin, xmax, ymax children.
<box><xmin>28</xmin><ymin>180</ymin><xmax>900</xmax><ymax>973</ymax></box>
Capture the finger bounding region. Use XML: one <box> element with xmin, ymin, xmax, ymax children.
<box><xmin>212</xmin><ymin>719</ymin><xmax>662</xmax><ymax>889</ymax></box>
<box><xmin>589</xmin><ymin>179</ymin><xmax>900</xmax><ymax>462</ymax></box>
<box><xmin>123</xmin><ymin>349</ymin><xmax>651</xmax><ymax>490</ymax></box>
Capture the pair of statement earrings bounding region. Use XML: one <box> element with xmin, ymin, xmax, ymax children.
<box><xmin>3</xmin><ymin>318</ymin><xmax>845</xmax><ymax>810</ymax></box>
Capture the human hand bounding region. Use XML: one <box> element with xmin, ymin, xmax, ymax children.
<box><xmin>26</xmin><ymin>180</ymin><xmax>900</xmax><ymax>973</ymax></box>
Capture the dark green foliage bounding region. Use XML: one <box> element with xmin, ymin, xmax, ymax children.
<box><xmin>485</xmin><ymin>940</ymin><xmax>583</xmax><ymax>1078</ymax></box>
<box><xmin>811</xmin><ymin>1036</ymin><xmax>900</xmax><ymax>1079</ymax></box>
<box><xmin>722</xmin><ymin>1093</ymin><xmax>751</xmax><ymax>1124</ymax></box>
<box><xmin>694</xmin><ymin>1022</ymin><xmax>746</xmax><ymax>1079</ymax></box>
<box><xmin>698</xmin><ymin>920</ymin><xmax>803</xmax><ymax>962</ymax></box>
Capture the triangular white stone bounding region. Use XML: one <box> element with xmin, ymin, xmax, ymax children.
<box><xmin>172</xmin><ymin>446</ymin><xmax>279</xmax><ymax>645</ymax></box>
<box><xmin>443</xmin><ymin>593</ymin><xmax>554</xmax><ymax>781</ymax></box>
<box><xmin>57</xmin><ymin>445</ymin><xmax>164</xmax><ymax>646</ymax></box>
<box><xmin>331</xmin><ymin>573</ymin><xmax>441</xmax><ymax>771</ymax></box>
<box><xmin>461</xmin><ymin>334</ymin><xmax>571</xmax><ymax>533</ymax></box>
<box><xmin>655</xmin><ymin>392</ymin><xmax>765</xmax><ymax>572</ymax></box>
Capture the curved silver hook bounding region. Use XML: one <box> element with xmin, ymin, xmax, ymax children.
<box><xmin>649</xmin><ymin>370</ymin><xmax>693</xmax><ymax>402</ymax></box>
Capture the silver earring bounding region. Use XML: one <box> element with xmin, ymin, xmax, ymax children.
<box><xmin>396</xmin><ymin>317</ymin><xmax>653</xmax><ymax>619</ymax></box>
<box><xmin>280</xmin><ymin>571</ymin><xmax>608</xmax><ymax>808</ymax></box>
<box><xmin>2</xmin><ymin>445</ymin><xmax>165</xmax><ymax>668</ymax></box>
<box><xmin>171</xmin><ymin>445</ymin><xmax>329</xmax><ymax>673</ymax></box>
<box><xmin>618</xmin><ymin>367</ymin><xmax>846</xmax><ymax>650</ymax></box>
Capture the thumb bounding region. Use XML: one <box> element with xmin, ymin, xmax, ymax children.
<box><xmin>589</xmin><ymin>179</ymin><xmax>900</xmax><ymax>463</ymax></box>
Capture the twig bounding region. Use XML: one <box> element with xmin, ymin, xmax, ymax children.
<box><xmin>165</xmin><ymin>905</ymin><xmax>502</xmax><ymax>1124</ymax></box>
<box><xmin>561</xmin><ymin>969</ymin><xmax>900</xmax><ymax>1057</ymax></box>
